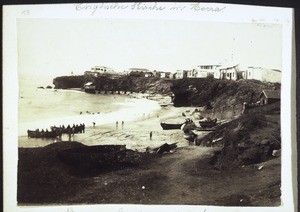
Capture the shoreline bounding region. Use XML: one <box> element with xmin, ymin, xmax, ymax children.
<box><xmin>18</xmin><ymin>89</ymin><xmax>206</xmax><ymax>150</ymax></box>
<box><xmin>18</xmin><ymin>103</ymin><xmax>210</xmax><ymax>150</ymax></box>
<box><xmin>18</xmin><ymin>89</ymin><xmax>166</xmax><ymax>137</ymax></box>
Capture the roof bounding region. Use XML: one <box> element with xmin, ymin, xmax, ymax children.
<box><xmin>156</xmin><ymin>71</ymin><xmax>171</xmax><ymax>74</ymax></box>
<box><xmin>271</xmin><ymin>69</ymin><xmax>281</xmax><ymax>73</ymax></box>
<box><xmin>248</xmin><ymin>67</ymin><xmax>281</xmax><ymax>73</ymax></box>
<box><xmin>261</xmin><ymin>90</ymin><xmax>281</xmax><ymax>99</ymax></box>
<box><xmin>219</xmin><ymin>63</ymin><xmax>240</xmax><ymax>70</ymax></box>
<box><xmin>129</xmin><ymin>68</ymin><xmax>150</xmax><ymax>72</ymax></box>
<box><xmin>198</xmin><ymin>64</ymin><xmax>222</xmax><ymax>67</ymax></box>
<box><xmin>84</xmin><ymin>82</ymin><xmax>94</xmax><ymax>86</ymax></box>
<box><xmin>176</xmin><ymin>70</ymin><xmax>188</xmax><ymax>72</ymax></box>
<box><xmin>93</xmin><ymin>66</ymin><xmax>112</xmax><ymax>69</ymax></box>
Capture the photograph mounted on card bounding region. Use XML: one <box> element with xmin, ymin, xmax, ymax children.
<box><xmin>3</xmin><ymin>2</ymin><xmax>295</xmax><ymax>212</ymax></box>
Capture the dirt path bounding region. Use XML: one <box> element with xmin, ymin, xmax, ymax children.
<box><xmin>150</xmin><ymin>146</ymin><xmax>216</xmax><ymax>204</ymax></box>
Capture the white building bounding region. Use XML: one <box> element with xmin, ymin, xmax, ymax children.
<box><xmin>84</xmin><ymin>65</ymin><xmax>115</xmax><ymax>77</ymax></box>
<box><xmin>218</xmin><ymin>63</ymin><xmax>243</xmax><ymax>81</ymax></box>
<box><xmin>186</xmin><ymin>69</ymin><xmax>208</xmax><ymax>78</ymax></box>
<box><xmin>197</xmin><ymin>64</ymin><xmax>221</xmax><ymax>79</ymax></box>
<box><xmin>176</xmin><ymin>70</ymin><xmax>188</xmax><ymax>79</ymax></box>
<box><xmin>244</xmin><ymin>67</ymin><xmax>281</xmax><ymax>83</ymax></box>
<box><xmin>91</xmin><ymin>66</ymin><xmax>115</xmax><ymax>73</ymax></box>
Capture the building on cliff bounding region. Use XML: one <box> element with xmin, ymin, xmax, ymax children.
<box><xmin>216</xmin><ymin>63</ymin><xmax>244</xmax><ymax>81</ymax></box>
<box><xmin>187</xmin><ymin>69</ymin><xmax>202</xmax><ymax>78</ymax></box>
<box><xmin>196</xmin><ymin>64</ymin><xmax>221</xmax><ymax>78</ymax></box>
<box><xmin>243</xmin><ymin>67</ymin><xmax>281</xmax><ymax>83</ymax></box>
<box><xmin>153</xmin><ymin>70</ymin><xmax>172</xmax><ymax>78</ymax></box>
<box><xmin>179</xmin><ymin>63</ymin><xmax>221</xmax><ymax>79</ymax></box>
<box><xmin>175</xmin><ymin>70</ymin><xmax>188</xmax><ymax>79</ymax></box>
<box><xmin>129</xmin><ymin>68</ymin><xmax>153</xmax><ymax>77</ymax></box>
<box><xmin>177</xmin><ymin>62</ymin><xmax>281</xmax><ymax>83</ymax></box>
<box><xmin>259</xmin><ymin>89</ymin><xmax>280</xmax><ymax>105</ymax></box>
<box><xmin>84</xmin><ymin>66</ymin><xmax>115</xmax><ymax>77</ymax></box>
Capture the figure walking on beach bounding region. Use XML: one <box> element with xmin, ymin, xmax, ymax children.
<box><xmin>93</xmin><ymin>122</ymin><xmax>96</xmax><ymax>128</ymax></box>
<box><xmin>116</xmin><ymin>121</ymin><xmax>118</xmax><ymax>129</ymax></box>
<box><xmin>121</xmin><ymin>121</ymin><xmax>124</xmax><ymax>129</ymax></box>
<box><xmin>68</xmin><ymin>129</ymin><xmax>72</xmax><ymax>141</ymax></box>
<box><xmin>150</xmin><ymin>131</ymin><xmax>153</xmax><ymax>140</ymax></box>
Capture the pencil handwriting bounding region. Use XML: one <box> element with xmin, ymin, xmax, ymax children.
<box><xmin>74</xmin><ymin>3</ymin><xmax>226</xmax><ymax>16</ymax></box>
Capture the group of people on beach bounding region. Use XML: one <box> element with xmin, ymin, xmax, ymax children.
<box><xmin>80</xmin><ymin>111</ymin><xmax>100</xmax><ymax>115</ymax></box>
<box><xmin>91</xmin><ymin>121</ymin><xmax>125</xmax><ymax>129</ymax></box>
<box><xmin>27</xmin><ymin>123</ymin><xmax>85</xmax><ymax>139</ymax></box>
<box><xmin>51</xmin><ymin>123</ymin><xmax>86</xmax><ymax>134</ymax></box>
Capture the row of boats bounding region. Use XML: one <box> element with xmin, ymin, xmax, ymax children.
<box><xmin>27</xmin><ymin>124</ymin><xmax>85</xmax><ymax>138</ymax></box>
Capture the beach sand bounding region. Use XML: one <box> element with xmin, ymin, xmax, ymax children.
<box><xmin>72</xmin><ymin>105</ymin><xmax>207</xmax><ymax>150</ymax></box>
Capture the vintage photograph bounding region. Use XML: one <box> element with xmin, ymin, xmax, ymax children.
<box><xmin>2</xmin><ymin>3</ymin><xmax>294</xmax><ymax>211</ymax></box>
<box><xmin>16</xmin><ymin>17</ymin><xmax>282</xmax><ymax>206</ymax></box>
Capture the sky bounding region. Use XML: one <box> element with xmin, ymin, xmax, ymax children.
<box><xmin>18</xmin><ymin>18</ymin><xmax>282</xmax><ymax>80</ymax></box>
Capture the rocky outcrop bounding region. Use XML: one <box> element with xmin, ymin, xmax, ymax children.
<box><xmin>53</xmin><ymin>76</ymin><xmax>87</xmax><ymax>89</ymax></box>
<box><xmin>53</xmin><ymin>75</ymin><xmax>279</xmax><ymax>109</ymax></box>
<box><xmin>53</xmin><ymin>75</ymin><xmax>173</xmax><ymax>95</ymax></box>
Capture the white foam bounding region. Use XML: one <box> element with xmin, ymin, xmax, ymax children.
<box><xmin>19</xmin><ymin>95</ymin><xmax>161</xmax><ymax>136</ymax></box>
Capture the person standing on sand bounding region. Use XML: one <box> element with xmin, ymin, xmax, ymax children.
<box><xmin>68</xmin><ymin>129</ymin><xmax>72</xmax><ymax>141</ymax></box>
<box><xmin>122</xmin><ymin>121</ymin><xmax>124</xmax><ymax>129</ymax></box>
<box><xmin>150</xmin><ymin>131</ymin><xmax>153</xmax><ymax>140</ymax></box>
<box><xmin>93</xmin><ymin>122</ymin><xmax>96</xmax><ymax>128</ymax></box>
<box><xmin>116</xmin><ymin>121</ymin><xmax>118</xmax><ymax>129</ymax></box>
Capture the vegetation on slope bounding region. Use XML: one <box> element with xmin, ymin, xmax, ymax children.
<box><xmin>197</xmin><ymin>102</ymin><xmax>281</xmax><ymax>169</ymax></box>
<box><xmin>171</xmin><ymin>78</ymin><xmax>279</xmax><ymax>108</ymax></box>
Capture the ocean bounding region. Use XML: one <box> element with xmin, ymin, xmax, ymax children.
<box><xmin>18</xmin><ymin>75</ymin><xmax>161</xmax><ymax>147</ymax></box>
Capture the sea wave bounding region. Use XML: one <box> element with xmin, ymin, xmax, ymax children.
<box><xmin>18</xmin><ymin>89</ymin><xmax>161</xmax><ymax>136</ymax></box>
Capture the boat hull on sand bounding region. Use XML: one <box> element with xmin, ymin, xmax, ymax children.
<box><xmin>160</xmin><ymin>123</ymin><xmax>183</xmax><ymax>130</ymax></box>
